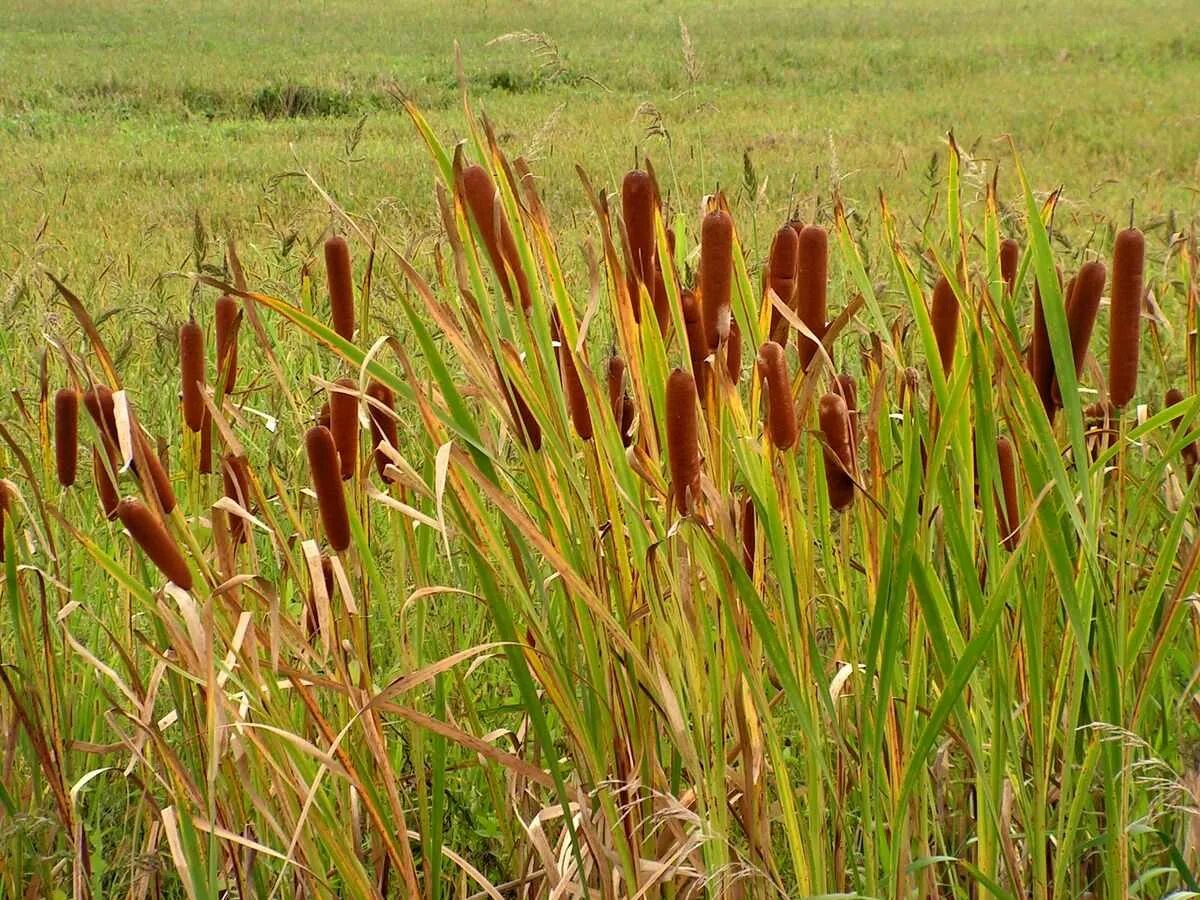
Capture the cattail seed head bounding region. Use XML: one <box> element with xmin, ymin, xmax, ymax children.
<box><xmin>700</xmin><ymin>209</ymin><xmax>733</xmax><ymax>350</ymax></box>
<box><xmin>757</xmin><ymin>341</ymin><xmax>797</xmax><ymax>450</ymax></box>
<box><xmin>819</xmin><ymin>393</ymin><xmax>855</xmax><ymax>511</ymax></box>
<box><xmin>621</xmin><ymin>170</ymin><xmax>656</xmax><ymax>322</ymax></box>
<box><xmin>607</xmin><ymin>354</ymin><xmax>626</xmax><ymax>428</ymax></box>
<box><xmin>306</xmin><ymin>426</ymin><xmax>351</xmax><ymax>552</ymax></box>
<box><xmin>681</xmin><ymin>289</ymin><xmax>709</xmax><ymax>397</ymax></box>
<box><xmin>767</xmin><ymin>225</ymin><xmax>800</xmax><ymax>345</ymax></box>
<box><xmin>795</xmin><ymin>225</ymin><xmax>828</xmax><ymax>371</ymax></box>
<box><xmin>500</xmin><ymin>374</ymin><xmax>542</xmax><ymax>451</ymax></box>
<box><xmin>666</xmin><ymin>369</ymin><xmax>700</xmax><ymax>514</ymax></box>
<box><xmin>55</xmin><ymin>388</ymin><xmax>79</xmax><ymax>487</ymax></box>
<box><xmin>559</xmin><ymin>334</ymin><xmax>593</xmax><ymax>441</ymax></box>
<box><xmin>330</xmin><ymin>378</ymin><xmax>359</xmax><ymax>480</ymax></box>
<box><xmin>834</xmin><ymin>373</ymin><xmax>859</xmax><ymax>451</ymax></box>
<box><xmin>365</xmin><ymin>380</ymin><xmax>398</xmax><ymax>481</ymax></box>
<box><xmin>931</xmin><ymin>274</ymin><xmax>959</xmax><ymax>375</ymax></box>
<box><xmin>93</xmin><ymin>445</ymin><xmax>119</xmax><ymax>520</ymax></box>
<box><xmin>999</xmin><ymin>239</ymin><xmax>1020</xmax><ymax>295</ymax></box>
<box><xmin>324</xmin><ymin>234</ymin><xmax>355</xmax><ymax>342</ymax></box>
<box><xmin>198</xmin><ymin>412</ymin><xmax>213</xmax><ymax>475</ymax></box>
<box><xmin>1053</xmin><ymin>260</ymin><xmax>1106</xmax><ymax>407</ymax></box>
<box><xmin>1108</xmin><ymin>227</ymin><xmax>1145</xmax><ymax>407</ymax></box>
<box><xmin>996</xmin><ymin>435</ymin><xmax>1020</xmax><ymax>551</ymax></box>
<box><xmin>215</xmin><ymin>294</ymin><xmax>239</xmax><ymax>392</ymax></box>
<box><xmin>137</xmin><ymin>432</ymin><xmax>176</xmax><ymax>514</ymax></box>
<box><xmin>116</xmin><ymin>497</ymin><xmax>192</xmax><ymax>590</ymax></box>
<box><xmin>462</xmin><ymin>164</ymin><xmax>532</xmax><ymax>311</ymax></box>
<box><xmin>1028</xmin><ymin>270</ymin><xmax>1060</xmax><ymax>417</ymax></box>
<box><xmin>83</xmin><ymin>385</ymin><xmax>118</xmax><ymax>445</ymax></box>
<box><xmin>179</xmin><ymin>318</ymin><xmax>206</xmax><ymax>432</ymax></box>
<box><xmin>727</xmin><ymin>318</ymin><xmax>742</xmax><ymax>384</ymax></box>
<box><xmin>222</xmin><ymin>453</ymin><xmax>252</xmax><ymax>544</ymax></box>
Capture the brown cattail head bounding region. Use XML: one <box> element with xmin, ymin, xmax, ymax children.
<box><xmin>330</xmin><ymin>378</ymin><xmax>359</xmax><ymax>480</ymax></box>
<box><xmin>324</xmin><ymin>234</ymin><xmax>355</xmax><ymax>342</ymax></box>
<box><xmin>222</xmin><ymin>453</ymin><xmax>252</xmax><ymax>544</ymax></box>
<box><xmin>996</xmin><ymin>435</ymin><xmax>1020</xmax><ymax>550</ymax></box>
<box><xmin>621</xmin><ymin>170</ymin><xmax>656</xmax><ymax>322</ymax></box>
<box><xmin>1053</xmin><ymin>260</ymin><xmax>1106</xmax><ymax>407</ymax></box>
<box><xmin>1028</xmin><ymin>269</ymin><xmax>1060</xmax><ymax>417</ymax></box>
<box><xmin>757</xmin><ymin>341</ymin><xmax>797</xmax><ymax>450</ymax></box>
<box><xmin>1108</xmin><ymin>227</ymin><xmax>1145</xmax><ymax>407</ymax></box>
<box><xmin>818</xmin><ymin>393</ymin><xmax>855</xmax><ymax>511</ymax></box>
<box><xmin>931</xmin><ymin>275</ymin><xmax>959</xmax><ymax>375</ymax></box>
<box><xmin>462</xmin><ymin>164</ymin><xmax>532</xmax><ymax>311</ymax></box>
<box><xmin>900</xmin><ymin>366</ymin><xmax>921</xmax><ymax>410</ymax></box>
<box><xmin>726</xmin><ymin>318</ymin><xmax>742</xmax><ymax>384</ymax></box>
<box><xmin>306</xmin><ymin>426</ymin><xmax>351</xmax><ymax>552</ymax></box>
<box><xmin>681</xmin><ymin>289</ymin><xmax>709</xmax><ymax>397</ymax></box>
<box><xmin>666</xmin><ymin>369</ymin><xmax>700</xmax><ymax>514</ymax></box>
<box><xmin>198</xmin><ymin>412</ymin><xmax>213</xmax><ymax>475</ymax></box>
<box><xmin>619</xmin><ymin>393</ymin><xmax>636</xmax><ymax>448</ymax></box>
<box><xmin>651</xmin><ymin>229</ymin><xmax>677</xmax><ymax>336</ymax></box>
<box><xmin>83</xmin><ymin>385</ymin><xmax>118</xmax><ymax>445</ymax></box>
<box><xmin>607</xmin><ymin>354</ymin><xmax>626</xmax><ymax>429</ymax></box>
<box><xmin>215</xmin><ymin>293</ymin><xmax>239</xmax><ymax>392</ymax></box>
<box><xmin>1166</xmin><ymin>388</ymin><xmax>1199</xmax><ymax>478</ymax></box>
<box><xmin>500</xmin><ymin>375</ymin><xmax>542</xmax><ymax>451</ymax></box>
<box><xmin>559</xmin><ymin>332</ymin><xmax>594</xmax><ymax>441</ymax></box>
<box><xmin>116</xmin><ymin>497</ymin><xmax>192</xmax><ymax>590</ymax></box>
<box><xmin>179</xmin><ymin>318</ymin><xmax>206</xmax><ymax>432</ymax></box>
<box><xmin>136</xmin><ymin>432</ymin><xmax>176</xmax><ymax>514</ymax></box>
<box><xmin>700</xmin><ymin>209</ymin><xmax>733</xmax><ymax>350</ymax></box>
<box><xmin>834</xmin><ymin>373</ymin><xmax>859</xmax><ymax>451</ymax></box>
<box><xmin>741</xmin><ymin>496</ymin><xmax>756</xmax><ymax>574</ymax></box>
<box><xmin>795</xmin><ymin>225</ymin><xmax>828</xmax><ymax>371</ymax></box>
<box><xmin>365</xmin><ymin>380</ymin><xmax>398</xmax><ymax>481</ymax></box>
<box><xmin>999</xmin><ymin>239</ymin><xmax>1020</xmax><ymax>295</ymax></box>
<box><xmin>93</xmin><ymin>445</ymin><xmax>120</xmax><ymax>520</ymax></box>
<box><xmin>767</xmin><ymin>225</ymin><xmax>800</xmax><ymax>345</ymax></box>
<box><xmin>55</xmin><ymin>388</ymin><xmax>79</xmax><ymax>487</ymax></box>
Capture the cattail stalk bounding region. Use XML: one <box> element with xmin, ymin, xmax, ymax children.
<box><xmin>621</xmin><ymin>170</ymin><xmax>656</xmax><ymax>322</ymax></box>
<box><xmin>365</xmin><ymin>381</ymin><xmax>399</xmax><ymax>481</ymax></box>
<box><xmin>330</xmin><ymin>378</ymin><xmax>359</xmax><ymax>480</ymax></box>
<box><xmin>215</xmin><ymin>294</ymin><xmax>239</xmax><ymax>392</ymax></box>
<box><xmin>306</xmin><ymin>426</ymin><xmax>351</xmax><ymax>552</ymax></box>
<box><xmin>757</xmin><ymin>342</ymin><xmax>797</xmax><ymax>450</ymax></box>
<box><xmin>179</xmin><ymin>318</ymin><xmax>206</xmax><ymax>432</ymax></box>
<box><xmin>55</xmin><ymin>388</ymin><xmax>79</xmax><ymax>487</ymax></box>
<box><xmin>1109</xmin><ymin>227</ymin><xmax>1145</xmax><ymax>407</ymax></box>
<box><xmin>767</xmin><ymin>225</ymin><xmax>800</xmax><ymax>346</ymax></box>
<box><xmin>796</xmin><ymin>225</ymin><xmax>828</xmax><ymax>371</ymax></box>
<box><xmin>819</xmin><ymin>393</ymin><xmax>855</xmax><ymax>511</ymax></box>
<box><xmin>931</xmin><ymin>275</ymin><xmax>959</xmax><ymax>375</ymax></box>
<box><xmin>666</xmin><ymin>369</ymin><xmax>700</xmax><ymax>514</ymax></box>
<box><xmin>700</xmin><ymin>210</ymin><xmax>733</xmax><ymax>350</ymax></box>
<box><xmin>996</xmin><ymin>436</ymin><xmax>1020</xmax><ymax>550</ymax></box>
<box><xmin>462</xmin><ymin>164</ymin><xmax>532</xmax><ymax>310</ymax></box>
<box><xmin>117</xmin><ymin>497</ymin><xmax>193</xmax><ymax>590</ymax></box>
<box><xmin>325</xmin><ymin>234</ymin><xmax>355</xmax><ymax>342</ymax></box>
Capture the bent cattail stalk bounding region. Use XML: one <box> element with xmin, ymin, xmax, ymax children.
<box><xmin>1166</xmin><ymin>388</ymin><xmax>1199</xmax><ymax>481</ymax></box>
<box><xmin>996</xmin><ymin>435</ymin><xmax>1020</xmax><ymax>550</ymax></box>
<box><xmin>325</xmin><ymin>234</ymin><xmax>355</xmax><ymax>342</ymax></box>
<box><xmin>819</xmin><ymin>393</ymin><xmax>855</xmax><ymax>511</ymax></box>
<box><xmin>767</xmin><ymin>225</ymin><xmax>800</xmax><ymax>346</ymax></box>
<box><xmin>306</xmin><ymin>426</ymin><xmax>351</xmax><ymax>552</ymax></box>
<box><xmin>93</xmin><ymin>446</ymin><xmax>119</xmax><ymax>519</ymax></box>
<box><xmin>1109</xmin><ymin>227</ymin><xmax>1145</xmax><ymax>407</ymax></box>
<box><xmin>462</xmin><ymin>164</ymin><xmax>532</xmax><ymax>311</ymax></box>
<box><xmin>215</xmin><ymin>293</ymin><xmax>239</xmax><ymax>392</ymax></box>
<box><xmin>55</xmin><ymin>388</ymin><xmax>79</xmax><ymax>487</ymax></box>
<box><xmin>222</xmin><ymin>453</ymin><xmax>252</xmax><ymax>544</ymax></box>
<box><xmin>700</xmin><ymin>209</ymin><xmax>733</xmax><ymax>350</ymax></box>
<box><xmin>1053</xmin><ymin>260</ymin><xmax>1106</xmax><ymax>407</ymax></box>
<box><xmin>116</xmin><ymin>497</ymin><xmax>192</xmax><ymax>590</ymax></box>
<box><xmin>931</xmin><ymin>274</ymin><xmax>959</xmax><ymax>375</ymax></box>
<box><xmin>666</xmin><ymin>369</ymin><xmax>700</xmax><ymax>514</ymax></box>
<box><xmin>621</xmin><ymin>170</ymin><xmax>656</xmax><ymax>322</ymax></box>
<box><xmin>179</xmin><ymin>318</ymin><xmax>205</xmax><ymax>432</ymax></box>
<box><xmin>757</xmin><ymin>341</ymin><xmax>797</xmax><ymax>450</ymax></box>
<box><xmin>681</xmin><ymin>289</ymin><xmax>709</xmax><ymax>398</ymax></box>
<box><xmin>999</xmin><ymin>239</ymin><xmax>1020</xmax><ymax>295</ymax></box>
<box><xmin>365</xmin><ymin>380</ymin><xmax>398</xmax><ymax>481</ymax></box>
<box><xmin>330</xmin><ymin>379</ymin><xmax>359</xmax><ymax>480</ymax></box>
<box><xmin>796</xmin><ymin>225</ymin><xmax>828</xmax><ymax>371</ymax></box>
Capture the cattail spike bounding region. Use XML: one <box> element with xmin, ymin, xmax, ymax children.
<box><xmin>999</xmin><ymin>239</ymin><xmax>1020</xmax><ymax>295</ymax></box>
<box><xmin>766</xmin><ymin>225</ymin><xmax>800</xmax><ymax>345</ymax></box>
<box><xmin>1029</xmin><ymin>269</ymin><xmax>1060</xmax><ymax>417</ymax></box>
<box><xmin>560</xmin><ymin>332</ymin><xmax>593</xmax><ymax>441</ymax></box>
<box><xmin>306</xmin><ymin>426</ymin><xmax>351</xmax><ymax>552</ymax></box>
<box><xmin>834</xmin><ymin>373</ymin><xmax>859</xmax><ymax>452</ymax></box>
<box><xmin>996</xmin><ymin>436</ymin><xmax>1020</xmax><ymax>551</ymax></box>
<box><xmin>681</xmin><ymin>289</ymin><xmax>709</xmax><ymax>398</ymax></box>
<box><xmin>198</xmin><ymin>411</ymin><xmax>213</xmax><ymax>475</ymax></box>
<box><xmin>796</xmin><ymin>225</ymin><xmax>828</xmax><ymax>371</ymax></box>
<box><xmin>1109</xmin><ymin>227</ymin><xmax>1145</xmax><ymax>407</ymax></box>
<box><xmin>116</xmin><ymin>497</ymin><xmax>193</xmax><ymax>590</ymax></box>
<box><xmin>365</xmin><ymin>381</ymin><xmax>399</xmax><ymax>481</ymax></box>
<box><xmin>666</xmin><ymin>369</ymin><xmax>700</xmax><ymax>515</ymax></box>
<box><xmin>179</xmin><ymin>319</ymin><xmax>206</xmax><ymax>433</ymax></box>
<box><xmin>700</xmin><ymin>210</ymin><xmax>733</xmax><ymax>350</ymax></box>
<box><xmin>330</xmin><ymin>378</ymin><xmax>359</xmax><ymax>480</ymax></box>
<box><xmin>462</xmin><ymin>164</ymin><xmax>532</xmax><ymax>311</ymax></box>
<box><xmin>757</xmin><ymin>341</ymin><xmax>797</xmax><ymax>450</ymax></box>
<box><xmin>325</xmin><ymin>234</ymin><xmax>355</xmax><ymax>342</ymax></box>
<box><xmin>819</xmin><ymin>393</ymin><xmax>855</xmax><ymax>511</ymax></box>
<box><xmin>1166</xmin><ymin>388</ymin><xmax>1198</xmax><ymax>481</ymax></box>
<box><xmin>215</xmin><ymin>294</ymin><xmax>240</xmax><ymax>393</ymax></box>
<box><xmin>93</xmin><ymin>446</ymin><xmax>119</xmax><ymax>519</ymax></box>
<box><xmin>931</xmin><ymin>275</ymin><xmax>959</xmax><ymax>375</ymax></box>
<box><xmin>222</xmin><ymin>454</ymin><xmax>252</xmax><ymax>544</ymax></box>
<box><xmin>621</xmin><ymin>170</ymin><xmax>656</xmax><ymax>322</ymax></box>
<box><xmin>83</xmin><ymin>385</ymin><xmax>119</xmax><ymax>446</ymax></box>
<box><xmin>1053</xmin><ymin>260</ymin><xmax>1106</xmax><ymax>407</ymax></box>
<box><xmin>726</xmin><ymin>319</ymin><xmax>742</xmax><ymax>385</ymax></box>
<box><xmin>55</xmin><ymin>388</ymin><xmax>79</xmax><ymax>487</ymax></box>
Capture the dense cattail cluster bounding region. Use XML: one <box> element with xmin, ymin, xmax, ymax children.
<box><xmin>621</xmin><ymin>169</ymin><xmax>656</xmax><ymax>323</ymax></box>
<box><xmin>757</xmin><ymin>342</ymin><xmax>797</xmax><ymax>450</ymax></box>
<box><xmin>666</xmin><ymin>369</ymin><xmax>700</xmax><ymax>514</ymax></box>
<box><xmin>1108</xmin><ymin>228</ymin><xmax>1145</xmax><ymax>407</ymax></box>
<box><xmin>995</xmin><ymin>436</ymin><xmax>1020</xmax><ymax>550</ymax></box>
<box><xmin>795</xmin><ymin>225</ymin><xmax>828</xmax><ymax>371</ymax></box>
<box><xmin>700</xmin><ymin>209</ymin><xmax>733</xmax><ymax>351</ymax></box>
<box><xmin>325</xmin><ymin>234</ymin><xmax>355</xmax><ymax>342</ymax></box>
<box><xmin>766</xmin><ymin>225</ymin><xmax>799</xmax><ymax>345</ymax></box>
<box><xmin>179</xmin><ymin>318</ymin><xmax>206</xmax><ymax>432</ymax></box>
<box><xmin>931</xmin><ymin>274</ymin><xmax>959</xmax><ymax>375</ymax></box>
<box><xmin>462</xmin><ymin>164</ymin><xmax>532</xmax><ymax>310</ymax></box>
<box><xmin>116</xmin><ymin>497</ymin><xmax>192</xmax><ymax>590</ymax></box>
<box><xmin>54</xmin><ymin>388</ymin><xmax>79</xmax><ymax>487</ymax></box>
<box><xmin>306</xmin><ymin>425</ymin><xmax>351</xmax><ymax>552</ymax></box>
<box><xmin>330</xmin><ymin>378</ymin><xmax>359</xmax><ymax>480</ymax></box>
<box><xmin>215</xmin><ymin>294</ymin><xmax>240</xmax><ymax>392</ymax></box>
<box><xmin>365</xmin><ymin>380</ymin><xmax>399</xmax><ymax>480</ymax></box>
<box><xmin>818</xmin><ymin>393</ymin><xmax>855</xmax><ymax>511</ymax></box>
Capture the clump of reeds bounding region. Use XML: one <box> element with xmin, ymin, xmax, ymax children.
<box><xmin>757</xmin><ymin>341</ymin><xmax>796</xmax><ymax>449</ymax></box>
<box><xmin>931</xmin><ymin>274</ymin><xmax>959</xmax><ymax>375</ymax></box>
<box><xmin>324</xmin><ymin>234</ymin><xmax>355</xmax><ymax>342</ymax></box>
<box><xmin>818</xmin><ymin>392</ymin><xmax>855</xmax><ymax>510</ymax></box>
<box><xmin>330</xmin><ymin>378</ymin><xmax>359</xmax><ymax>479</ymax></box>
<box><xmin>666</xmin><ymin>368</ymin><xmax>700</xmax><ymax>514</ymax></box>
<box><xmin>215</xmin><ymin>294</ymin><xmax>240</xmax><ymax>391</ymax></box>
<box><xmin>621</xmin><ymin>169</ymin><xmax>656</xmax><ymax>323</ymax></box>
<box><xmin>996</xmin><ymin>436</ymin><xmax>1020</xmax><ymax>550</ymax></box>
<box><xmin>54</xmin><ymin>388</ymin><xmax>78</xmax><ymax>488</ymax></box>
<box><xmin>179</xmin><ymin>318</ymin><xmax>206</xmax><ymax>432</ymax></box>
<box><xmin>462</xmin><ymin>163</ymin><xmax>532</xmax><ymax>310</ymax></box>
<box><xmin>796</xmin><ymin>225</ymin><xmax>828</xmax><ymax>371</ymax></box>
<box><xmin>700</xmin><ymin>209</ymin><xmax>733</xmax><ymax>350</ymax></box>
<box><xmin>365</xmin><ymin>381</ymin><xmax>398</xmax><ymax>480</ymax></box>
<box><xmin>306</xmin><ymin>425</ymin><xmax>351</xmax><ymax>552</ymax></box>
<box><xmin>116</xmin><ymin>497</ymin><xmax>192</xmax><ymax>590</ymax></box>
<box><xmin>766</xmin><ymin>224</ymin><xmax>799</xmax><ymax>345</ymax></box>
<box><xmin>1108</xmin><ymin>227</ymin><xmax>1145</xmax><ymax>407</ymax></box>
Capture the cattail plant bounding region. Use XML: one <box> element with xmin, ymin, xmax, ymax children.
<box><xmin>757</xmin><ymin>341</ymin><xmax>797</xmax><ymax>450</ymax></box>
<box><xmin>727</xmin><ymin>319</ymin><xmax>742</xmax><ymax>384</ymax></box>
<box><xmin>796</xmin><ymin>225</ymin><xmax>828</xmax><ymax>371</ymax></box>
<box><xmin>606</xmin><ymin>355</ymin><xmax>633</xmax><ymax>445</ymax></box>
<box><xmin>306</xmin><ymin>555</ymin><xmax>336</xmax><ymax>640</ymax></box>
<box><xmin>1109</xmin><ymin>227</ymin><xmax>1145</xmax><ymax>407</ymax></box>
<box><xmin>1028</xmin><ymin>270</ymin><xmax>1059</xmax><ymax>417</ymax></box>
<box><xmin>93</xmin><ymin>446</ymin><xmax>119</xmax><ymax>520</ymax></box>
<box><xmin>621</xmin><ymin>169</ymin><xmax>656</xmax><ymax>323</ymax></box>
<box><xmin>999</xmin><ymin>238</ymin><xmax>1020</xmax><ymax>295</ymax></box>
<box><xmin>1165</xmin><ymin>388</ymin><xmax>1198</xmax><ymax>482</ymax></box>
<box><xmin>306</xmin><ymin>425</ymin><xmax>351</xmax><ymax>552</ymax></box>
<box><xmin>996</xmin><ymin>436</ymin><xmax>1020</xmax><ymax>550</ymax></box>
<box><xmin>462</xmin><ymin>163</ymin><xmax>532</xmax><ymax>310</ymax></box>
<box><xmin>222</xmin><ymin>453</ymin><xmax>252</xmax><ymax>544</ymax></box>
<box><xmin>500</xmin><ymin>375</ymin><xmax>542</xmax><ymax>451</ymax></box>
<box><xmin>740</xmin><ymin>496</ymin><xmax>756</xmax><ymax>573</ymax></box>
<box><xmin>330</xmin><ymin>378</ymin><xmax>359</xmax><ymax>480</ymax></box>
<box><xmin>215</xmin><ymin>293</ymin><xmax>239</xmax><ymax>392</ymax></box>
<box><xmin>365</xmin><ymin>380</ymin><xmax>398</xmax><ymax>481</ymax></box>
<box><xmin>931</xmin><ymin>274</ymin><xmax>959</xmax><ymax>375</ymax></box>
<box><xmin>116</xmin><ymin>497</ymin><xmax>193</xmax><ymax>590</ymax></box>
<box><xmin>666</xmin><ymin>369</ymin><xmax>700</xmax><ymax>514</ymax></box>
<box><xmin>1053</xmin><ymin>260</ymin><xmax>1106</xmax><ymax>407</ymax></box>
<box><xmin>766</xmin><ymin>224</ymin><xmax>799</xmax><ymax>345</ymax></box>
<box><xmin>681</xmin><ymin>289</ymin><xmax>709</xmax><ymax>397</ymax></box>
<box><xmin>83</xmin><ymin>384</ymin><xmax>119</xmax><ymax>445</ymax></box>
<box><xmin>198</xmin><ymin>413</ymin><xmax>213</xmax><ymax>475</ymax></box>
<box><xmin>136</xmin><ymin>433</ymin><xmax>177</xmax><ymax>514</ymax></box>
<box><xmin>325</xmin><ymin>234</ymin><xmax>355</xmax><ymax>342</ymax></box>
<box><xmin>819</xmin><ymin>392</ymin><xmax>855</xmax><ymax>511</ymax></box>
<box><xmin>834</xmin><ymin>373</ymin><xmax>859</xmax><ymax>453</ymax></box>
<box><xmin>54</xmin><ymin>388</ymin><xmax>78</xmax><ymax>487</ymax></box>
<box><xmin>700</xmin><ymin>209</ymin><xmax>733</xmax><ymax>350</ymax></box>
<box><xmin>559</xmin><ymin>331</ymin><xmax>593</xmax><ymax>441</ymax></box>
<box><xmin>179</xmin><ymin>318</ymin><xmax>206</xmax><ymax>432</ymax></box>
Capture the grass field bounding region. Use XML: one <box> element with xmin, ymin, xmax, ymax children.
<box><xmin>3</xmin><ymin>2</ymin><xmax>1200</xmax><ymax>897</ymax></box>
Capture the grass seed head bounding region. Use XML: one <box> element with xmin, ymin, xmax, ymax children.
<box><xmin>1108</xmin><ymin>227</ymin><xmax>1145</xmax><ymax>407</ymax></box>
<box><xmin>54</xmin><ymin>388</ymin><xmax>79</xmax><ymax>487</ymax></box>
<box><xmin>757</xmin><ymin>341</ymin><xmax>797</xmax><ymax>450</ymax></box>
<box><xmin>116</xmin><ymin>497</ymin><xmax>192</xmax><ymax>590</ymax></box>
<box><xmin>666</xmin><ymin>368</ymin><xmax>700</xmax><ymax>514</ymax></box>
<box><xmin>324</xmin><ymin>234</ymin><xmax>355</xmax><ymax>342</ymax></box>
<box><xmin>179</xmin><ymin>318</ymin><xmax>206</xmax><ymax>432</ymax></box>
<box><xmin>700</xmin><ymin>209</ymin><xmax>733</xmax><ymax>350</ymax></box>
<box><xmin>819</xmin><ymin>392</ymin><xmax>855</xmax><ymax>511</ymax></box>
<box><xmin>305</xmin><ymin>425</ymin><xmax>351</xmax><ymax>552</ymax></box>
<box><xmin>796</xmin><ymin>225</ymin><xmax>828</xmax><ymax>371</ymax></box>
